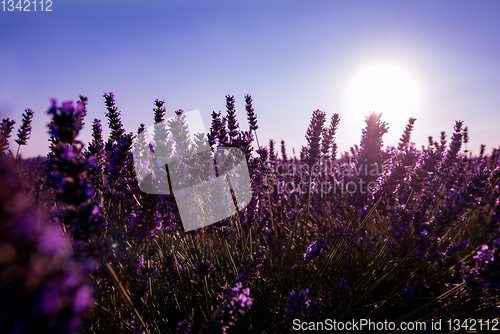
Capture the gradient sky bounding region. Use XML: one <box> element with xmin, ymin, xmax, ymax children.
<box><xmin>1</xmin><ymin>0</ymin><xmax>500</xmax><ymax>159</ymax></box>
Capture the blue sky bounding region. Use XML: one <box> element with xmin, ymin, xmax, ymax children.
<box><xmin>1</xmin><ymin>0</ymin><xmax>500</xmax><ymax>159</ymax></box>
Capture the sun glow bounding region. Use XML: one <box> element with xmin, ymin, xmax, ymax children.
<box><xmin>345</xmin><ymin>63</ymin><xmax>420</xmax><ymax>125</ymax></box>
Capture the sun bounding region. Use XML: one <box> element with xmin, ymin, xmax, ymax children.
<box><xmin>345</xmin><ymin>63</ymin><xmax>420</xmax><ymax>125</ymax></box>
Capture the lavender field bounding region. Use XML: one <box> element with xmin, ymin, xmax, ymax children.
<box><xmin>1</xmin><ymin>93</ymin><xmax>499</xmax><ymax>333</ymax></box>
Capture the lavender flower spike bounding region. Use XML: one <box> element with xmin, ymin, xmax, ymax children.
<box><xmin>245</xmin><ymin>94</ymin><xmax>258</xmax><ymax>131</ymax></box>
<box><xmin>0</xmin><ymin>118</ymin><xmax>16</xmax><ymax>156</ymax></box>
<box><xmin>0</xmin><ymin>160</ymin><xmax>94</xmax><ymax>334</ymax></box>
<box><xmin>303</xmin><ymin>235</ymin><xmax>328</xmax><ymax>263</ymax></box>
<box><xmin>305</xmin><ymin>109</ymin><xmax>326</xmax><ymax>166</ymax></box>
<box><xmin>15</xmin><ymin>108</ymin><xmax>34</xmax><ymax>146</ymax></box>
<box><xmin>15</xmin><ymin>108</ymin><xmax>34</xmax><ymax>158</ymax></box>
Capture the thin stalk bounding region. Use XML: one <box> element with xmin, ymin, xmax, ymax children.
<box><xmin>204</xmin><ymin>276</ymin><xmax>210</xmax><ymax>316</ymax></box>
<box><xmin>15</xmin><ymin>144</ymin><xmax>21</xmax><ymax>160</ymax></box>
<box><xmin>303</xmin><ymin>170</ymin><xmax>313</xmax><ymax>247</ymax></box>
<box><xmin>394</xmin><ymin>282</ymin><xmax>466</xmax><ymax>324</ymax></box>
<box><xmin>103</xmin><ymin>262</ymin><xmax>150</xmax><ymax>334</ymax></box>
<box><xmin>93</xmin><ymin>302</ymin><xmax>131</xmax><ymax>329</ymax></box>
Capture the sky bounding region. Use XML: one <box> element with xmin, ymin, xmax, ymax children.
<box><xmin>1</xmin><ymin>0</ymin><xmax>500</xmax><ymax>159</ymax></box>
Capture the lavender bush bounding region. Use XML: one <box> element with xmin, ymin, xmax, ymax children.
<box><xmin>0</xmin><ymin>93</ymin><xmax>499</xmax><ymax>333</ymax></box>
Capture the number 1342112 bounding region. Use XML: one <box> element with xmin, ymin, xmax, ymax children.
<box><xmin>2</xmin><ymin>0</ymin><xmax>52</xmax><ymax>11</ymax></box>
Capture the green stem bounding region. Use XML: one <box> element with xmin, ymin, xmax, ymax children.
<box><xmin>103</xmin><ymin>262</ymin><xmax>150</xmax><ymax>334</ymax></box>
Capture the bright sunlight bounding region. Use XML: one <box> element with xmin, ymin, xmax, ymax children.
<box><xmin>345</xmin><ymin>63</ymin><xmax>420</xmax><ymax>124</ymax></box>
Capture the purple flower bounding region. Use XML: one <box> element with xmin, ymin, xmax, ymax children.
<box><xmin>208</xmin><ymin>110</ymin><xmax>227</xmax><ymax>147</ymax></box>
<box><xmin>103</xmin><ymin>92</ymin><xmax>125</xmax><ymax>143</ymax></box>
<box><xmin>305</xmin><ymin>109</ymin><xmax>326</xmax><ymax>166</ymax></box>
<box><xmin>0</xmin><ymin>161</ymin><xmax>94</xmax><ymax>333</ymax></box>
<box><xmin>46</xmin><ymin>99</ymin><xmax>109</xmax><ymax>259</ymax></box>
<box><xmin>48</xmin><ymin>99</ymin><xmax>85</xmax><ymax>143</ymax></box>
<box><xmin>321</xmin><ymin>113</ymin><xmax>340</xmax><ymax>160</ymax></box>
<box><xmin>462</xmin><ymin>239</ymin><xmax>500</xmax><ymax>298</ymax></box>
<box><xmin>280</xmin><ymin>139</ymin><xmax>288</xmax><ymax>161</ymax></box>
<box><xmin>176</xmin><ymin>320</ymin><xmax>192</xmax><ymax>334</ymax></box>
<box><xmin>245</xmin><ymin>94</ymin><xmax>258</xmax><ymax>132</ymax></box>
<box><xmin>77</xmin><ymin>95</ymin><xmax>88</xmax><ymax>130</ymax></box>
<box><xmin>85</xmin><ymin>118</ymin><xmax>105</xmax><ymax>192</ymax></box>
<box><xmin>398</xmin><ymin>117</ymin><xmax>417</xmax><ymax>151</ymax></box>
<box><xmin>284</xmin><ymin>288</ymin><xmax>310</xmax><ymax>326</ymax></box>
<box><xmin>310</xmin><ymin>279</ymin><xmax>348</xmax><ymax>316</ymax></box>
<box><xmin>193</xmin><ymin>259</ymin><xmax>215</xmax><ymax>278</ymax></box>
<box><xmin>153</xmin><ymin>98</ymin><xmax>166</xmax><ymax>124</ymax></box>
<box><xmin>303</xmin><ymin>235</ymin><xmax>328</xmax><ymax>263</ymax></box>
<box><xmin>0</xmin><ymin>118</ymin><xmax>16</xmax><ymax>156</ymax></box>
<box><xmin>129</xmin><ymin>315</ymin><xmax>148</xmax><ymax>334</ymax></box>
<box><xmin>400</xmin><ymin>281</ymin><xmax>425</xmax><ymax>306</ymax></box>
<box><xmin>357</xmin><ymin>112</ymin><xmax>389</xmax><ymax>170</ymax></box>
<box><xmin>236</xmin><ymin>246</ymin><xmax>267</xmax><ymax>284</ymax></box>
<box><xmin>168</xmin><ymin>109</ymin><xmax>192</xmax><ymax>155</ymax></box>
<box><xmin>225</xmin><ymin>95</ymin><xmax>240</xmax><ymax>144</ymax></box>
<box><xmin>202</xmin><ymin>281</ymin><xmax>253</xmax><ymax>333</ymax></box>
<box><xmin>15</xmin><ymin>108</ymin><xmax>34</xmax><ymax>147</ymax></box>
<box><xmin>234</xmin><ymin>287</ymin><xmax>253</xmax><ymax>308</ymax></box>
<box><xmin>442</xmin><ymin>120</ymin><xmax>463</xmax><ymax>171</ymax></box>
